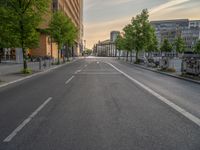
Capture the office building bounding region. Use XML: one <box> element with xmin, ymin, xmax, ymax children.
<box><xmin>151</xmin><ymin>19</ymin><xmax>200</xmax><ymax>51</ymax></box>
<box><xmin>31</xmin><ymin>0</ymin><xmax>84</xmax><ymax>59</ymax></box>
<box><xmin>94</xmin><ymin>31</ymin><xmax>120</xmax><ymax>57</ymax></box>
<box><xmin>110</xmin><ymin>31</ymin><xmax>120</xmax><ymax>42</ymax></box>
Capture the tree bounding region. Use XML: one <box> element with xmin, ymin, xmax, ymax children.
<box><xmin>131</xmin><ymin>9</ymin><xmax>153</xmax><ymax>63</ymax></box>
<box><xmin>0</xmin><ymin>5</ymin><xmax>17</xmax><ymax>49</ymax></box>
<box><xmin>174</xmin><ymin>36</ymin><xmax>186</xmax><ymax>53</ymax></box>
<box><xmin>0</xmin><ymin>0</ymin><xmax>50</xmax><ymax>72</ymax></box>
<box><xmin>160</xmin><ymin>39</ymin><xmax>173</xmax><ymax>52</ymax></box>
<box><xmin>194</xmin><ymin>40</ymin><xmax>200</xmax><ymax>54</ymax></box>
<box><xmin>49</xmin><ymin>11</ymin><xmax>77</xmax><ymax>64</ymax></box>
<box><xmin>146</xmin><ymin>27</ymin><xmax>159</xmax><ymax>56</ymax></box>
<box><xmin>115</xmin><ymin>34</ymin><xmax>125</xmax><ymax>59</ymax></box>
<box><xmin>123</xmin><ymin>24</ymin><xmax>135</xmax><ymax>62</ymax></box>
<box><xmin>65</xmin><ymin>21</ymin><xmax>78</xmax><ymax>61</ymax></box>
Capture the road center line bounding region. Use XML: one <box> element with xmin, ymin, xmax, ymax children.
<box><xmin>65</xmin><ymin>76</ymin><xmax>75</xmax><ymax>84</ymax></box>
<box><xmin>107</xmin><ymin>62</ymin><xmax>200</xmax><ymax>127</ymax></box>
<box><xmin>74</xmin><ymin>70</ymin><xmax>82</xmax><ymax>74</ymax></box>
<box><xmin>3</xmin><ymin>97</ymin><xmax>53</xmax><ymax>142</ymax></box>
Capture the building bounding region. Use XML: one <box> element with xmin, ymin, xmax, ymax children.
<box><xmin>189</xmin><ymin>20</ymin><xmax>200</xmax><ymax>28</ymax></box>
<box><xmin>31</xmin><ymin>0</ymin><xmax>84</xmax><ymax>59</ymax></box>
<box><xmin>110</xmin><ymin>31</ymin><xmax>120</xmax><ymax>42</ymax></box>
<box><xmin>94</xmin><ymin>31</ymin><xmax>120</xmax><ymax>57</ymax></box>
<box><xmin>151</xmin><ymin>19</ymin><xmax>200</xmax><ymax>51</ymax></box>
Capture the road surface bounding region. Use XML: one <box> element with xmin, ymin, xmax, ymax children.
<box><xmin>0</xmin><ymin>57</ymin><xmax>200</xmax><ymax>150</ymax></box>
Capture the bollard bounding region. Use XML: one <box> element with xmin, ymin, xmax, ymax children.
<box><xmin>43</xmin><ymin>60</ymin><xmax>47</xmax><ymax>69</ymax></box>
<box><xmin>39</xmin><ymin>58</ymin><xmax>42</xmax><ymax>70</ymax></box>
<box><xmin>49</xmin><ymin>59</ymin><xmax>51</xmax><ymax>67</ymax></box>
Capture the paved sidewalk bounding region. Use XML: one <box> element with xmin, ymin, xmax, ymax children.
<box><xmin>0</xmin><ymin>58</ymin><xmax>77</xmax><ymax>85</ymax></box>
<box><xmin>116</xmin><ymin>58</ymin><xmax>200</xmax><ymax>85</ymax></box>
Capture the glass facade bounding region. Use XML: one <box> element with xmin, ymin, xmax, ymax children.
<box><xmin>151</xmin><ymin>19</ymin><xmax>200</xmax><ymax>51</ymax></box>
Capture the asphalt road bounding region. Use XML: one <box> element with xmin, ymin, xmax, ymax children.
<box><xmin>0</xmin><ymin>57</ymin><xmax>200</xmax><ymax>150</ymax></box>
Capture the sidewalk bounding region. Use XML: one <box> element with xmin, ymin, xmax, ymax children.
<box><xmin>116</xmin><ymin>58</ymin><xmax>200</xmax><ymax>85</ymax></box>
<box><xmin>0</xmin><ymin>58</ymin><xmax>77</xmax><ymax>86</ymax></box>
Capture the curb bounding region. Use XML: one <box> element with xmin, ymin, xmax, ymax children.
<box><xmin>0</xmin><ymin>58</ymin><xmax>79</xmax><ymax>89</ymax></box>
<box><xmin>117</xmin><ymin>59</ymin><xmax>200</xmax><ymax>85</ymax></box>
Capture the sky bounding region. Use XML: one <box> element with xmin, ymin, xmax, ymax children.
<box><xmin>83</xmin><ymin>0</ymin><xmax>200</xmax><ymax>49</ymax></box>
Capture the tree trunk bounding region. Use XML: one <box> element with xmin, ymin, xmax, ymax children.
<box><xmin>57</xmin><ymin>44</ymin><xmax>60</xmax><ymax>64</ymax></box>
<box><xmin>126</xmin><ymin>51</ymin><xmax>129</xmax><ymax>62</ymax></box>
<box><xmin>50</xmin><ymin>37</ymin><xmax>53</xmax><ymax>58</ymax></box>
<box><xmin>115</xmin><ymin>48</ymin><xmax>117</xmax><ymax>57</ymax></box>
<box><xmin>118</xmin><ymin>50</ymin><xmax>121</xmax><ymax>60</ymax></box>
<box><xmin>67</xmin><ymin>41</ymin><xmax>70</xmax><ymax>62</ymax></box>
<box><xmin>22</xmin><ymin>48</ymin><xmax>27</xmax><ymax>70</ymax></box>
<box><xmin>130</xmin><ymin>50</ymin><xmax>133</xmax><ymax>63</ymax></box>
<box><xmin>19</xmin><ymin>17</ymin><xmax>27</xmax><ymax>70</ymax></box>
<box><xmin>136</xmin><ymin>50</ymin><xmax>139</xmax><ymax>64</ymax></box>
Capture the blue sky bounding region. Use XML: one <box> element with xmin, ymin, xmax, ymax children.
<box><xmin>84</xmin><ymin>0</ymin><xmax>200</xmax><ymax>48</ymax></box>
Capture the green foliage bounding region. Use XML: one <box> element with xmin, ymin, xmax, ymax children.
<box><xmin>146</xmin><ymin>28</ymin><xmax>159</xmax><ymax>52</ymax></box>
<box><xmin>21</xmin><ymin>68</ymin><xmax>32</xmax><ymax>74</ymax></box>
<box><xmin>0</xmin><ymin>0</ymin><xmax>50</xmax><ymax>69</ymax></box>
<box><xmin>131</xmin><ymin>9</ymin><xmax>154</xmax><ymax>63</ymax></box>
<box><xmin>174</xmin><ymin>36</ymin><xmax>186</xmax><ymax>53</ymax></box>
<box><xmin>160</xmin><ymin>68</ymin><xmax>176</xmax><ymax>73</ymax></box>
<box><xmin>160</xmin><ymin>39</ymin><xmax>173</xmax><ymax>52</ymax></box>
<box><xmin>115</xmin><ymin>34</ymin><xmax>125</xmax><ymax>51</ymax></box>
<box><xmin>194</xmin><ymin>40</ymin><xmax>200</xmax><ymax>54</ymax></box>
<box><xmin>123</xmin><ymin>24</ymin><xmax>135</xmax><ymax>52</ymax></box>
<box><xmin>0</xmin><ymin>6</ymin><xmax>15</xmax><ymax>48</ymax></box>
<box><xmin>49</xmin><ymin>11</ymin><xmax>78</xmax><ymax>63</ymax></box>
<box><xmin>115</xmin><ymin>9</ymin><xmax>157</xmax><ymax>63</ymax></box>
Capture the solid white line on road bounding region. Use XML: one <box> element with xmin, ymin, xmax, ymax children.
<box><xmin>65</xmin><ymin>76</ymin><xmax>75</xmax><ymax>84</ymax></box>
<box><xmin>74</xmin><ymin>70</ymin><xmax>82</xmax><ymax>74</ymax></box>
<box><xmin>3</xmin><ymin>97</ymin><xmax>53</xmax><ymax>142</ymax></box>
<box><xmin>107</xmin><ymin>62</ymin><xmax>200</xmax><ymax>127</ymax></box>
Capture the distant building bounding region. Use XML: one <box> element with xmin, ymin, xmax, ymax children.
<box><xmin>189</xmin><ymin>20</ymin><xmax>200</xmax><ymax>28</ymax></box>
<box><xmin>94</xmin><ymin>31</ymin><xmax>120</xmax><ymax>57</ymax></box>
<box><xmin>110</xmin><ymin>31</ymin><xmax>120</xmax><ymax>42</ymax></box>
<box><xmin>151</xmin><ymin>19</ymin><xmax>200</xmax><ymax>51</ymax></box>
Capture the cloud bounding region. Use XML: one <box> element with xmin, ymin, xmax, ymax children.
<box><xmin>84</xmin><ymin>0</ymin><xmax>199</xmax><ymax>48</ymax></box>
<box><xmin>149</xmin><ymin>0</ymin><xmax>190</xmax><ymax>14</ymax></box>
<box><xmin>84</xmin><ymin>0</ymin><xmax>135</xmax><ymax>10</ymax></box>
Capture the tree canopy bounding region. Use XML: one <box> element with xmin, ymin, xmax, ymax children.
<box><xmin>49</xmin><ymin>11</ymin><xmax>78</xmax><ymax>63</ymax></box>
<box><xmin>194</xmin><ymin>40</ymin><xmax>200</xmax><ymax>54</ymax></box>
<box><xmin>115</xmin><ymin>34</ymin><xmax>125</xmax><ymax>51</ymax></box>
<box><xmin>0</xmin><ymin>0</ymin><xmax>50</xmax><ymax>71</ymax></box>
<box><xmin>115</xmin><ymin>9</ymin><xmax>157</xmax><ymax>63</ymax></box>
<box><xmin>131</xmin><ymin>9</ymin><xmax>155</xmax><ymax>63</ymax></box>
<box><xmin>174</xmin><ymin>36</ymin><xmax>186</xmax><ymax>53</ymax></box>
<box><xmin>160</xmin><ymin>39</ymin><xmax>173</xmax><ymax>52</ymax></box>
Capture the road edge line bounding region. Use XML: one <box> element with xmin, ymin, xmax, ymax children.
<box><xmin>107</xmin><ymin>62</ymin><xmax>200</xmax><ymax>127</ymax></box>
<box><xmin>0</xmin><ymin>59</ymin><xmax>79</xmax><ymax>89</ymax></box>
<box><xmin>3</xmin><ymin>97</ymin><xmax>53</xmax><ymax>142</ymax></box>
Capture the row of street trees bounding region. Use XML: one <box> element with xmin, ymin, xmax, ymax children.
<box><xmin>49</xmin><ymin>11</ymin><xmax>78</xmax><ymax>64</ymax></box>
<box><xmin>0</xmin><ymin>0</ymin><xmax>78</xmax><ymax>73</ymax></box>
<box><xmin>160</xmin><ymin>37</ymin><xmax>200</xmax><ymax>54</ymax></box>
<box><xmin>115</xmin><ymin>9</ymin><xmax>200</xmax><ymax>63</ymax></box>
<box><xmin>115</xmin><ymin>9</ymin><xmax>157</xmax><ymax>63</ymax></box>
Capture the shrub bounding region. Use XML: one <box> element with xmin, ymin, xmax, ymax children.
<box><xmin>160</xmin><ymin>68</ymin><xmax>176</xmax><ymax>73</ymax></box>
<box><xmin>21</xmin><ymin>68</ymin><xmax>32</xmax><ymax>74</ymax></box>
